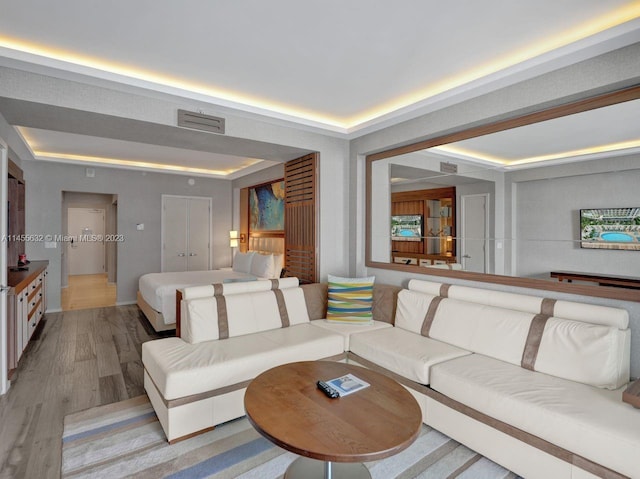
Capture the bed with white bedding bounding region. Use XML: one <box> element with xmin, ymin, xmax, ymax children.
<box><xmin>137</xmin><ymin>239</ymin><xmax>284</xmax><ymax>331</ymax></box>
<box><xmin>138</xmin><ymin>269</ymin><xmax>257</xmax><ymax>329</ymax></box>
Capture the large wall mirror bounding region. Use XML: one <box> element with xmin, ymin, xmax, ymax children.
<box><xmin>366</xmin><ymin>85</ymin><xmax>640</xmax><ymax>302</ymax></box>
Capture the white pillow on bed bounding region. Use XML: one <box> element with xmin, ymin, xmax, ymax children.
<box><xmin>232</xmin><ymin>251</ymin><xmax>255</xmax><ymax>273</ymax></box>
<box><xmin>273</xmin><ymin>254</ymin><xmax>284</xmax><ymax>278</ymax></box>
<box><xmin>250</xmin><ymin>253</ymin><xmax>275</xmax><ymax>278</ymax></box>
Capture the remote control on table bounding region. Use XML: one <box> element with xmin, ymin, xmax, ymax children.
<box><xmin>317</xmin><ymin>380</ymin><xmax>339</xmax><ymax>398</ymax></box>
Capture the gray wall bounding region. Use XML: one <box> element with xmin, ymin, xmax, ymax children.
<box><xmin>0</xmin><ymin>111</ymin><xmax>31</xmax><ymax>166</ymax></box>
<box><xmin>22</xmin><ymin>161</ymin><xmax>232</xmax><ymax>310</ymax></box>
<box><xmin>514</xmin><ymin>167</ymin><xmax>640</xmax><ymax>279</ymax></box>
<box><xmin>232</xmin><ymin>164</ymin><xmax>284</xmax><ymax>190</ymax></box>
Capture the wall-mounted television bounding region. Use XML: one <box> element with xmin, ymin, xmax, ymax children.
<box><xmin>391</xmin><ymin>214</ymin><xmax>423</xmax><ymax>242</ymax></box>
<box><xmin>580</xmin><ymin>208</ymin><xmax>640</xmax><ymax>251</ymax></box>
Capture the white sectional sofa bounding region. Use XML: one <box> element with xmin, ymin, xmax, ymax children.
<box><xmin>142</xmin><ymin>277</ymin><xmax>640</xmax><ymax>479</ymax></box>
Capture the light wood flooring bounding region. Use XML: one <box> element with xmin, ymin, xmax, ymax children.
<box><xmin>61</xmin><ymin>274</ymin><xmax>117</xmax><ymax>311</ymax></box>
<box><xmin>0</xmin><ymin>305</ymin><xmax>171</xmax><ymax>478</ymax></box>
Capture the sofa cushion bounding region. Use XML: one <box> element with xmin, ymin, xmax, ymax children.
<box><xmin>181</xmin><ymin>286</ymin><xmax>310</xmax><ymax>344</ymax></box>
<box><xmin>142</xmin><ymin>323</ymin><xmax>344</xmax><ymax>400</ymax></box>
<box><xmin>301</xmin><ymin>283</ymin><xmax>329</xmax><ymax>320</ymax></box>
<box><xmin>395</xmin><ymin>289</ymin><xmax>630</xmax><ymax>389</ymax></box>
<box><xmin>310</xmin><ymin>319</ymin><xmax>392</xmax><ymax>350</ymax></box>
<box><xmin>408</xmin><ymin>279</ymin><xmax>629</xmax><ymax>329</ymax></box>
<box><xmin>349</xmin><ymin>327</ymin><xmax>471</xmax><ymax>384</ymax></box>
<box><xmin>395</xmin><ymin>290</ymin><xmax>532</xmax><ymax>367</ymax></box>
<box><xmin>181</xmin><ymin>277</ymin><xmax>300</xmax><ymax>300</ymax></box>
<box><xmin>534</xmin><ymin>318</ymin><xmax>630</xmax><ymax>389</ymax></box>
<box><xmin>326</xmin><ymin>275</ymin><xmax>375</xmax><ymax>324</ymax></box>
<box><xmin>429</xmin><ymin>354</ymin><xmax>640</xmax><ymax>478</ymax></box>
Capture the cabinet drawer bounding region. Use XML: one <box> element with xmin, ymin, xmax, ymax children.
<box><xmin>27</xmin><ymin>314</ymin><xmax>38</xmax><ymax>341</ymax></box>
<box><xmin>21</xmin><ymin>291</ymin><xmax>30</xmax><ymax>350</ymax></box>
<box><xmin>393</xmin><ymin>256</ymin><xmax>417</xmax><ymax>265</ymax></box>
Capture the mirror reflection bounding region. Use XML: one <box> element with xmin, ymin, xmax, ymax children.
<box><xmin>369</xmin><ymin>95</ymin><xmax>640</xmax><ymax>286</ymax></box>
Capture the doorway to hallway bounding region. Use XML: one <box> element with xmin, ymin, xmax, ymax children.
<box><xmin>62</xmin><ymin>192</ymin><xmax>118</xmax><ymax>311</ymax></box>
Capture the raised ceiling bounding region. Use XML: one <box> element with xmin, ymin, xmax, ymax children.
<box><xmin>1</xmin><ymin>1</ymin><xmax>639</xmax><ymax>176</ymax></box>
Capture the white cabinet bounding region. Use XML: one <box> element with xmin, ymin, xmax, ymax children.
<box><xmin>7</xmin><ymin>261</ymin><xmax>48</xmax><ymax>374</ymax></box>
<box><xmin>26</xmin><ymin>272</ymin><xmax>44</xmax><ymax>341</ymax></box>
<box><xmin>161</xmin><ymin>195</ymin><xmax>211</xmax><ymax>272</ymax></box>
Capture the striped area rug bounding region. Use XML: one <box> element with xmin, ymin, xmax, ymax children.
<box><xmin>62</xmin><ymin>395</ymin><xmax>519</xmax><ymax>478</ymax></box>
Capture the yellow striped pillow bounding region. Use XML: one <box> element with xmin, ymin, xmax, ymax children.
<box><xmin>326</xmin><ymin>275</ymin><xmax>375</xmax><ymax>324</ymax></box>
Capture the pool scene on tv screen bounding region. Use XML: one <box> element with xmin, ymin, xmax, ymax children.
<box><xmin>391</xmin><ymin>214</ymin><xmax>423</xmax><ymax>242</ymax></box>
<box><xmin>580</xmin><ymin>208</ymin><xmax>640</xmax><ymax>250</ymax></box>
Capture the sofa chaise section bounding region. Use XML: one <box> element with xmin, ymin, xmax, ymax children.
<box><xmin>430</xmin><ymin>353</ymin><xmax>640</xmax><ymax>479</ymax></box>
<box><xmin>142</xmin><ymin>278</ymin><xmax>346</xmax><ymax>442</ymax></box>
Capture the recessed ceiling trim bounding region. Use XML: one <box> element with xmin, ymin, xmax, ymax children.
<box><xmin>1</xmin><ymin>5</ymin><xmax>639</xmax><ymax>136</ymax></box>
<box><xmin>0</xmin><ymin>42</ymin><xmax>349</xmax><ymax>132</ymax></box>
<box><xmin>30</xmin><ymin>152</ymin><xmax>239</xmax><ymax>178</ymax></box>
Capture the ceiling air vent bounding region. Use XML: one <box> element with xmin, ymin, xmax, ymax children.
<box><xmin>440</xmin><ymin>161</ymin><xmax>458</xmax><ymax>174</ymax></box>
<box><xmin>177</xmin><ymin>109</ymin><xmax>225</xmax><ymax>134</ymax></box>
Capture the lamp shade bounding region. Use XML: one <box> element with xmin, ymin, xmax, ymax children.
<box><xmin>229</xmin><ymin>230</ymin><xmax>239</xmax><ymax>248</ymax></box>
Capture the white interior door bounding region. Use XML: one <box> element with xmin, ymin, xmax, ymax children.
<box><xmin>461</xmin><ymin>194</ymin><xmax>488</xmax><ymax>273</ymax></box>
<box><xmin>1</xmin><ymin>139</ymin><xmax>9</xmax><ymax>394</ymax></box>
<box><xmin>162</xmin><ymin>196</ymin><xmax>188</xmax><ymax>272</ymax></box>
<box><xmin>68</xmin><ymin>208</ymin><xmax>106</xmax><ymax>275</ymax></box>
<box><xmin>162</xmin><ymin>195</ymin><xmax>212</xmax><ymax>272</ymax></box>
<box><xmin>187</xmin><ymin>197</ymin><xmax>211</xmax><ymax>271</ymax></box>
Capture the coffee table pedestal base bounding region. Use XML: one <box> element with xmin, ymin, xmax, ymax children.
<box><xmin>285</xmin><ymin>458</ymin><xmax>371</xmax><ymax>479</ymax></box>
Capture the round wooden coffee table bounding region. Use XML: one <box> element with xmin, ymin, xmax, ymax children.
<box><xmin>244</xmin><ymin>361</ymin><xmax>422</xmax><ymax>479</ymax></box>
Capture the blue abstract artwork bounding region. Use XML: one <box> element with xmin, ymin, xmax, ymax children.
<box><xmin>249</xmin><ymin>180</ymin><xmax>285</xmax><ymax>232</ymax></box>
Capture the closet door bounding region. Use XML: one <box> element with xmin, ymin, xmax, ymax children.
<box><xmin>186</xmin><ymin>197</ymin><xmax>210</xmax><ymax>271</ymax></box>
<box><xmin>162</xmin><ymin>196</ymin><xmax>188</xmax><ymax>272</ymax></box>
<box><xmin>162</xmin><ymin>195</ymin><xmax>211</xmax><ymax>272</ymax></box>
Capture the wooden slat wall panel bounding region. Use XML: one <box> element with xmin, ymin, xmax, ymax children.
<box><xmin>239</xmin><ymin>188</ymin><xmax>249</xmax><ymax>253</ymax></box>
<box><xmin>284</xmin><ymin>153</ymin><xmax>318</xmax><ymax>283</ymax></box>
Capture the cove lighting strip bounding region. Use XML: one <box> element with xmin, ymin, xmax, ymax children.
<box><xmin>32</xmin><ymin>151</ymin><xmax>253</xmax><ymax>177</ymax></box>
<box><xmin>432</xmin><ymin>139</ymin><xmax>640</xmax><ymax>167</ymax></box>
<box><xmin>1</xmin><ymin>3</ymin><xmax>639</xmax><ymax>130</ymax></box>
<box><xmin>15</xmin><ymin>127</ymin><xmax>263</xmax><ymax>176</ymax></box>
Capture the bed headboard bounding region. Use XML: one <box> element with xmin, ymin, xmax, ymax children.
<box><xmin>248</xmin><ymin>236</ymin><xmax>284</xmax><ymax>255</ymax></box>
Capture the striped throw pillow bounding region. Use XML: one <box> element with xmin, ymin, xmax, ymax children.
<box><xmin>327</xmin><ymin>275</ymin><xmax>375</xmax><ymax>324</ymax></box>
